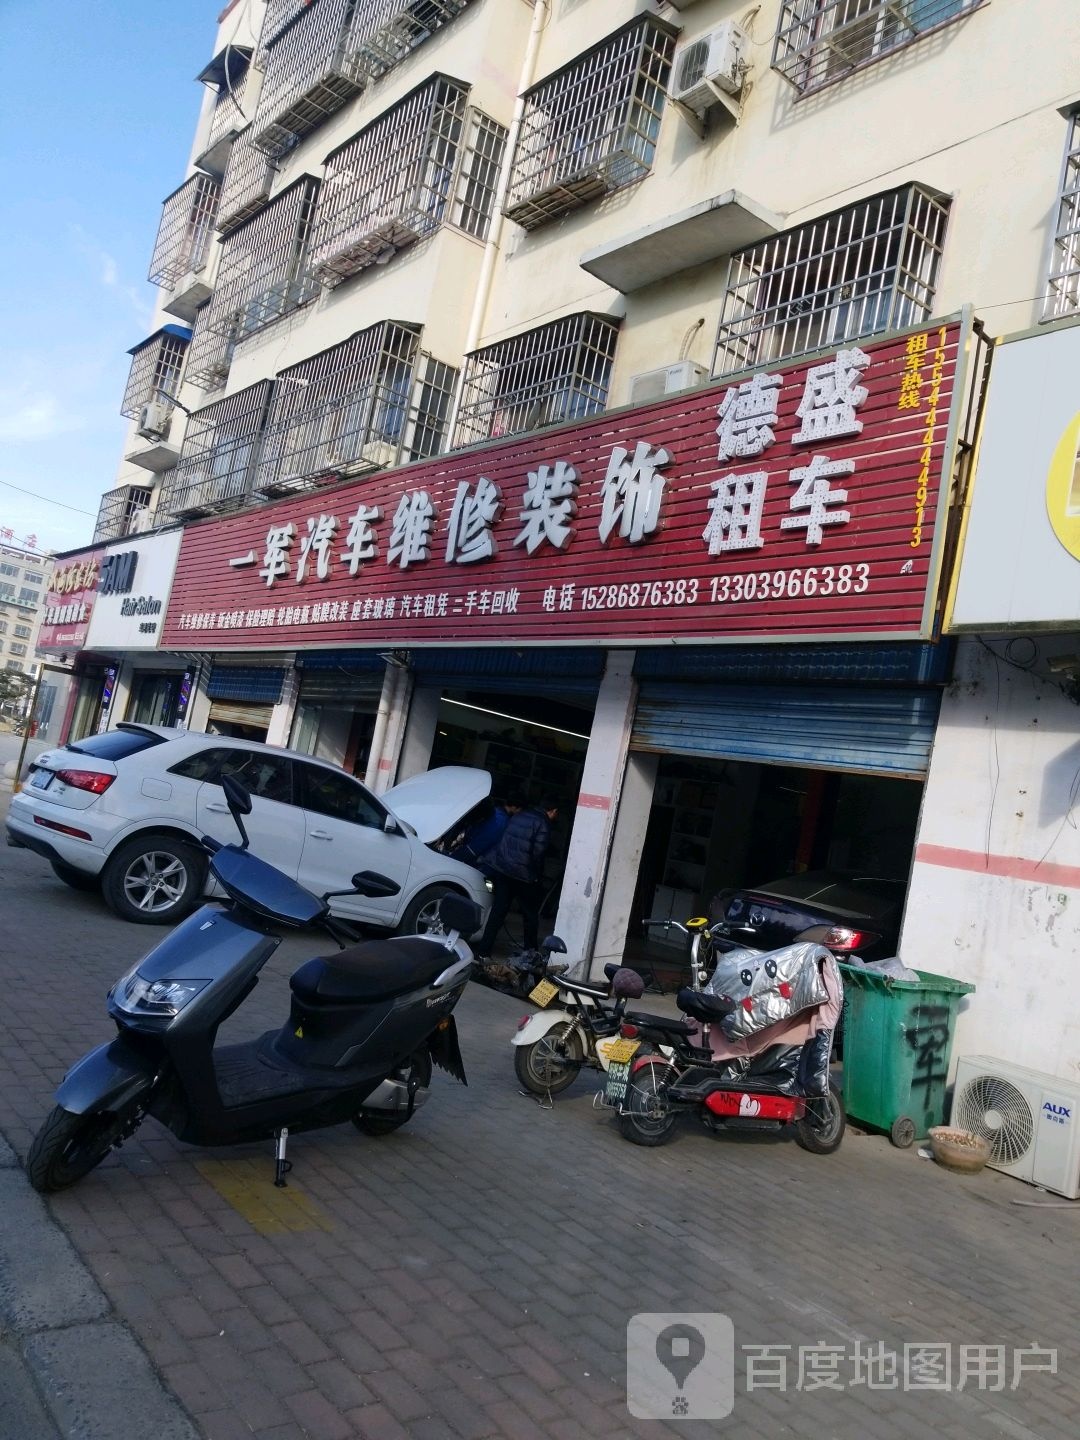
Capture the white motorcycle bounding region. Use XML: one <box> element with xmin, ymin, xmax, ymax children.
<box><xmin>512</xmin><ymin>953</ymin><xmax>688</xmax><ymax>1098</ymax></box>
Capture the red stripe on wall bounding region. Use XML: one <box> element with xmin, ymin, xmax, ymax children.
<box><xmin>578</xmin><ymin>793</ymin><xmax>611</xmax><ymax>811</ymax></box>
<box><xmin>915</xmin><ymin>843</ymin><xmax>1080</xmax><ymax>890</ymax></box>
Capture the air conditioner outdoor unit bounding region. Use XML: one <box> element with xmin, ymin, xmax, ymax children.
<box><xmin>628</xmin><ymin>360</ymin><xmax>708</xmax><ymax>407</ymax></box>
<box><xmin>951</xmin><ymin>1055</ymin><xmax>1080</xmax><ymax>1199</ymax></box>
<box><xmin>127</xmin><ymin>508</ymin><xmax>153</xmax><ymax>535</ymax></box>
<box><xmin>137</xmin><ymin>401</ymin><xmax>172</xmax><ymax>443</ymax></box>
<box><xmin>672</xmin><ymin>23</ymin><xmax>750</xmax><ymax>118</ymax></box>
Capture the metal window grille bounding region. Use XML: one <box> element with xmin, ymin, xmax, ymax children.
<box><xmin>504</xmin><ymin>16</ymin><xmax>676</xmax><ymax>231</ymax></box>
<box><xmin>121</xmin><ymin>331</ymin><xmax>190</xmax><ymax>419</ymax></box>
<box><xmin>257</xmin><ymin>321</ymin><xmax>426</xmax><ymax>494</ymax></box>
<box><xmin>1044</xmin><ymin>110</ymin><xmax>1080</xmax><ymax>322</ymax></box>
<box><xmin>205</xmin><ymin>61</ymin><xmax>253</xmax><ymax>153</ymax></box>
<box><xmin>253</xmin><ymin>0</ymin><xmax>474</xmax><ymax>158</ymax></box>
<box><xmin>93</xmin><ymin>485</ymin><xmax>153</xmax><ymax>544</ymax></box>
<box><xmin>158</xmin><ymin>381</ymin><xmax>274</xmax><ymax>521</ymax></box>
<box><xmin>772</xmin><ymin>0</ymin><xmax>980</xmax><ymax>95</ymax></box>
<box><xmin>713</xmin><ymin>183</ymin><xmax>949</xmax><ymax>377</ymax></box>
<box><xmin>310</xmin><ymin>76</ymin><xmax>469</xmax><ymax>287</ymax></box>
<box><xmin>186</xmin><ymin>177</ymin><xmax>320</xmax><ymax>392</ymax></box>
<box><xmin>453</xmin><ymin>312</ymin><xmax>619</xmax><ymax>449</ymax></box>
<box><xmin>450</xmin><ymin>111</ymin><xmax>507</xmax><ymax>240</ymax></box>
<box><xmin>148</xmin><ymin>174</ymin><xmax>222</xmax><ymax>288</ymax></box>
<box><xmin>217</xmin><ymin>126</ymin><xmax>278</xmax><ymax>234</ymax></box>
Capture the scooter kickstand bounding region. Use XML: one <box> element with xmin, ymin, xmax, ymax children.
<box><xmin>274</xmin><ymin>1127</ymin><xmax>292</xmax><ymax>1188</ymax></box>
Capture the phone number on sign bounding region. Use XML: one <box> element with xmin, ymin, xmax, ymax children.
<box><xmin>580</xmin><ymin>579</ymin><xmax>700</xmax><ymax>610</ymax></box>
<box><xmin>710</xmin><ymin>563</ymin><xmax>871</xmax><ymax>604</ymax></box>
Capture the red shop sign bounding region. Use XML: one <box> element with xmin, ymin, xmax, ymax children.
<box><xmin>37</xmin><ymin>548</ymin><xmax>102</xmax><ymax>652</ymax></box>
<box><xmin>162</xmin><ymin>316</ymin><xmax>972</xmax><ymax>652</ymax></box>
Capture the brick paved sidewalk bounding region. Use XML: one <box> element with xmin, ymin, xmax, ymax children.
<box><xmin>1</xmin><ymin>818</ymin><xmax>1077</xmax><ymax>1440</ymax></box>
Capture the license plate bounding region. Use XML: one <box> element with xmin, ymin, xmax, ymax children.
<box><xmin>605</xmin><ymin>1058</ymin><xmax>633</xmax><ymax>1104</ymax></box>
<box><xmin>29</xmin><ymin>769</ymin><xmax>53</xmax><ymax>791</ymax></box>
<box><xmin>528</xmin><ymin>979</ymin><xmax>559</xmax><ymax>1008</ymax></box>
<box><xmin>603</xmin><ymin>1036</ymin><xmax>641</xmax><ymax>1065</ymax></box>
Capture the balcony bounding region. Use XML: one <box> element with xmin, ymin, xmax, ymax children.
<box><xmin>216</xmin><ymin>126</ymin><xmax>278</xmax><ymax>235</ymax></box>
<box><xmin>453</xmin><ymin>312</ymin><xmax>619</xmax><ymax>450</ymax></box>
<box><xmin>310</xmin><ymin>75</ymin><xmax>503</xmax><ymax>287</ymax></box>
<box><xmin>772</xmin><ymin>0</ymin><xmax>983</xmax><ymax>96</ymax></box>
<box><xmin>256</xmin><ymin>322</ymin><xmax>456</xmax><ymax>496</ymax></box>
<box><xmin>713</xmin><ymin>183</ymin><xmax>949</xmax><ymax>377</ymax></box>
<box><xmin>150</xmin><ymin>174</ymin><xmax>221</xmax><ymax>323</ymax></box>
<box><xmin>1044</xmin><ymin>109</ymin><xmax>1080</xmax><ymax>322</ymax></box>
<box><xmin>121</xmin><ymin>327</ymin><xmax>191</xmax><ymax>420</ymax></box>
<box><xmin>93</xmin><ymin>485</ymin><xmax>154</xmax><ymax>545</ymax></box>
<box><xmin>195</xmin><ymin>46</ymin><xmax>254</xmax><ymax>177</ymax></box>
<box><xmin>184</xmin><ymin>177</ymin><xmax>321</xmax><ymax>390</ymax></box>
<box><xmin>503</xmin><ymin>15</ymin><xmax>676</xmax><ymax>232</ymax></box>
<box><xmin>252</xmin><ymin>0</ymin><xmax>474</xmax><ymax>159</ymax></box>
<box><xmin>157</xmin><ymin>381</ymin><xmax>274</xmax><ymax>522</ymax></box>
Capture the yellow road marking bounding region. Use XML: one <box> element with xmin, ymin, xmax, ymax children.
<box><xmin>195</xmin><ymin>1158</ymin><xmax>334</xmax><ymax>1235</ymax></box>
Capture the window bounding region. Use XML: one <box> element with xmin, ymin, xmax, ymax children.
<box><xmin>158</xmin><ymin>380</ymin><xmax>273</xmax><ymax>520</ymax></box>
<box><xmin>0</xmin><ymin>584</ymin><xmax>14</xmax><ymax>601</ymax></box>
<box><xmin>714</xmin><ymin>183</ymin><xmax>949</xmax><ymax>377</ymax></box>
<box><xmin>148</xmin><ymin>174</ymin><xmax>221</xmax><ymax>288</ymax></box>
<box><xmin>14</xmin><ymin>625</ymin><xmax>31</xmax><ymax>639</ymax></box>
<box><xmin>94</xmin><ymin>485</ymin><xmax>153</xmax><ymax>544</ymax></box>
<box><xmin>297</xmin><ymin>763</ymin><xmax>384</xmax><ymax>829</ymax></box>
<box><xmin>6</xmin><ymin>660</ymin><xmax>22</xmax><ymax>672</ymax></box>
<box><xmin>0</xmin><ymin>564</ymin><xmax>18</xmax><ymax>577</ymax></box>
<box><xmin>171</xmin><ymin>746</ymin><xmax>295</xmax><ymax>804</ymax></box>
<box><xmin>309</xmin><ymin>76</ymin><xmax>498</xmax><ymax>287</ymax></box>
<box><xmin>253</xmin><ymin>0</ymin><xmax>474</xmax><ymax>158</ymax></box>
<box><xmin>121</xmin><ymin>329</ymin><xmax>191</xmax><ymax>420</ymax></box>
<box><xmin>1045</xmin><ymin>109</ymin><xmax>1080</xmax><ymax>322</ymax></box>
<box><xmin>0</xmin><ymin>623</ymin><xmax>7</xmax><ymax>635</ymax></box>
<box><xmin>184</xmin><ymin>178</ymin><xmax>320</xmax><ymax>391</ymax></box>
<box><xmin>504</xmin><ymin>15</ymin><xmax>676</xmax><ymax>231</ymax></box>
<box><xmin>454</xmin><ymin>312</ymin><xmax>620</xmax><ymax>449</ymax></box>
<box><xmin>24</xmin><ymin>572</ymin><xmax>43</xmax><ymax>586</ymax></box>
<box><xmin>70</xmin><ymin>728</ymin><xmax>167</xmax><ymax>762</ymax></box>
<box><xmin>451</xmin><ymin>113</ymin><xmax>509</xmax><ymax>241</ymax></box>
<box><xmin>17</xmin><ymin>589</ymin><xmax>39</xmax><ymax>608</ymax></box>
<box><xmin>9</xmin><ymin>643</ymin><xmax>26</xmax><ymax>657</ymax></box>
<box><xmin>772</xmin><ymin>0</ymin><xmax>979</xmax><ymax>96</ymax></box>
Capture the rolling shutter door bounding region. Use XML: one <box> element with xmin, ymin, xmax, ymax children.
<box><xmin>294</xmin><ymin>652</ymin><xmax>386</xmax><ymax>706</ymax></box>
<box><xmin>206</xmin><ymin>664</ymin><xmax>286</xmax><ymax>732</ymax></box>
<box><xmin>631</xmin><ymin>683</ymin><xmax>940</xmax><ymax>779</ymax></box>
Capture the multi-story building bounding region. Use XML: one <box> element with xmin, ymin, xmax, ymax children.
<box><xmin>57</xmin><ymin>0</ymin><xmax>1080</xmax><ymax>1077</ymax></box>
<box><xmin>0</xmin><ymin>538</ymin><xmax>52</xmax><ymax>709</ymax></box>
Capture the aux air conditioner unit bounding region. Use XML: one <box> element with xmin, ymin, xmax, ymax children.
<box><xmin>628</xmin><ymin>360</ymin><xmax>708</xmax><ymax>407</ymax></box>
<box><xmin>137</xmin><ymin>401</ymin><xmax>172</xmax><ymax>443</ymax></box>
<box><xmin>127</xmin><ymin>508</ymin><xmax>153</xmax><ymax>535</ymax></box>
<box><xmin>951</xmin><ymin>1055</ymin><xmax>1080</xmax><ymax>1199</ymax></box>
<box><xmin>672</xmin><ymin>23</ymin><xmax>750</xmax><ymax>119</ymax></box>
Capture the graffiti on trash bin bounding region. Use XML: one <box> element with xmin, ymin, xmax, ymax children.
<box><xmin>905</xmin><ymin>1003</ymin><xmax>951</xmax><ymax>1095</ymax></box>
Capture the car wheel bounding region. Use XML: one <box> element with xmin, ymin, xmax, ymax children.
<box><xmin>101</xmin><ymin>834</ymin><xmax>207</xmax><ymax>925</ymax></box>
<box><xmin>50</xmin><ymin>861</ymin><xmax>100</xmax><ymax>893</ymax></box>
<box><xmin>398</xmin><ymin>884</ymin><xmax>461</xmax><ymax>937</ymax></box>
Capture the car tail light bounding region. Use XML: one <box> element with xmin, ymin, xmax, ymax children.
<box><xmin>820</xmin><ymin>926</ymin><xmax>879</xmax><ymax>951</ymax></box>
<box><xmin>55</xmin><ymin>768</ymin><xmax>114</xmax><ymax>795</ymax></box>
<box><xmin>620</xmin><ymin>1023</ymin><xmax>639</xmax><ymax>1039</ymax></box>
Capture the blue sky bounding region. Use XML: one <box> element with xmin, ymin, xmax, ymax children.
<box><xmin>0</xmin><ymin>0</ymin><xmax>217</xmax><ymax>556</ymax></box>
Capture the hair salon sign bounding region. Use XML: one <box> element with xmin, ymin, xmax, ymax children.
<box><xmin>162</xmin><ymin>315</ymin><xmax>972</xmax><ymax>651</ymax></box>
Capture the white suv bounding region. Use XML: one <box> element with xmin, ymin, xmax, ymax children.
<box><xmin>6</xmin><ymin>724</ymin><xmax>492</xmax><ymax>932</ymax></box>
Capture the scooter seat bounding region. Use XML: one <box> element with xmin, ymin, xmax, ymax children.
<box><xmin>677</xmin><ymin>988</ymin><xmax>737</xmax><ymax>1024</ymax></box>
<box><xmin>625</xmin><ymin>1010</ymin><xmax>697</xmax><ymax>1037</ymax></box>
<box><xmin>290</xmin><ymin>936</ymin><xmax>454</xmax><ymax>1005</ymax></box>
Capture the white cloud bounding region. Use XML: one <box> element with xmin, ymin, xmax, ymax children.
<box><xmin>69</xmin><ymin>223</ymin><xmax>154</xmax><ymax>327</ymax></box>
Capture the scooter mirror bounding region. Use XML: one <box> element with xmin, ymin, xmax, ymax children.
<box><xmin>221</xmin><ymin>774</ymin><xmax>253</xmax><ymax>815</ymax></box>
<box><xmin>541</xmin><ymin>935</ymin><xmax>567</xmax><ymax>955</ymax></box>
<box><xmin>351</xmin><ymin>870</ymin><xmax>401</xmax><ymax>898</ymax></box>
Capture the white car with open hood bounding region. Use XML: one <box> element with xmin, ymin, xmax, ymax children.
<box><xmin>5</xmin><ymin>723</ymin><xmax>492</xmax><ymax>932</ymax></box>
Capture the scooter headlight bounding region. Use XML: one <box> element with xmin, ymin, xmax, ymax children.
<box><xmin>114</xmin><ymin>972</ymin><xmax>211</xmax><ymax>1017</ymax></box>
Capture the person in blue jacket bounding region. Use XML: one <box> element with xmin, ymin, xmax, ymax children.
<box><xmin>474</xmin><ymin>799</ymin><xmax>559</xmax><ymax>957</ymax></box>
<box><xmin>450</xmin><ymin>796</ymin><xmax>520</xmax><ymax>873</ymax></box>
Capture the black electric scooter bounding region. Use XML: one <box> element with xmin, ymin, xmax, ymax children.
<box><xmin>27</xmin><ymin>776</ymin><xmax>481</xmax><ymax>1193</ymax></box>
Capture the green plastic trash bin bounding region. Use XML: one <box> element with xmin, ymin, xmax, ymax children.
<box><xmin>837</xmin><ymin>965</ymin><xmax>975</xmax><ymax>1148</ymax></box>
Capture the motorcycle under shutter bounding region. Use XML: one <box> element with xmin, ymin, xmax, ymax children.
<box><xmin>631</xmin><ymin>682</ymin><xmax>940</xmax><ymax>779</ymax></box>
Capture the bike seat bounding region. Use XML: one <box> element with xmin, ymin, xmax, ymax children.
<box><xmin>290</xmin><ymin>936</ymin><xmax>454</xmax><ymax>1005</ymax></box>
<box><xmin>557</xmin><ymin>977</ymin><xmax>609</xmax><ymax>999</ymax></box>
<box><xmin>626</xmin><ymin>1010</ymin><xmax>697</xmax><ymax>1037</ymax></box>
<box><xmin>677</xmin><ymin>988</ymin><xmax>737</xmax><ymax>1024</ymax></box>
<box><xmin>603</xmin><ymin>962</ymin><xmax>622</xmax><ymax>981</ymax></box>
